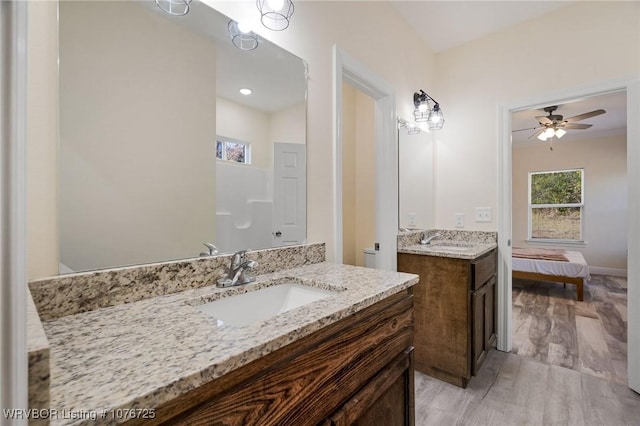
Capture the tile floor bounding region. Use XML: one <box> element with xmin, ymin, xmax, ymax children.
<box><xmin>414</xmin><ymin>275</ymin><xmax>639</xmax><ymax>425</ymax></box>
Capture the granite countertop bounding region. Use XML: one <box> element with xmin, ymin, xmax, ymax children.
<box><xmin>42</xmin><ymin>262</ymin><xmax>418</xmax><ymax>425</ymax></box>
<box><xmin>397</xmin><ymin>240</ymin><xmax>497</xmax><ymax>260</ymax></box>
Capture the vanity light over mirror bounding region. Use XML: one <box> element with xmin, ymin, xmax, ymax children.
<box><xmin>58</xmin><ymin>0</ymin><xmax>307</xmax><ymax>275</ymax></box>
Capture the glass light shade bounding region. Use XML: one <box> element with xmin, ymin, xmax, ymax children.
<box><xmin>544</xmin><ymin>128</ymin><xmax>555</xmax><ymax>138</ymax></box>
<box><xmin>228</xmin><ymin>20</ymin><xmax>259</xmax><ymax>51</ymax></box>
<box><xmin>537</xmin><ymin>132</ymin><xmax>548</xmax><ymax>141</ymax></box>
<box><xmin>257</xmin><ymin>0</ymin><xmax>295</xmax><ymax>31</ymax></box>
<box><xmin>555</xmin><ymin>128</ymin><xmax>567</xmax><ymax>138</ymax></box>
<box><xmin>414</xmin><ymin>107</ymin><xmax>429</xmax><ymax>122</ymax></box>
<box><xmin>155</xmin><ymin>0</ymin><xmax>191</xmax><ymax>16</ymax></box>
<box><xmin>427</xmin><ymin>106</ymin><xmax>444</xmax><ymax>130</ymax></box>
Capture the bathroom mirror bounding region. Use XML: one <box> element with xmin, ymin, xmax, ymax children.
<box><xmin>397</xmin><ymin>125</ymin><xmax>435</xmax><ymax>230</ymax></box>
<box><xmin>58</xmin><ymin>1</ymin><xmax>306</xmax><ymax>273</ymax></box>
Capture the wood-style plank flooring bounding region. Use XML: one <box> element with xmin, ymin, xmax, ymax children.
<box><xmin>512</xmin><ymin>274</ymin><xmax>628</xmax><ymax>384</ymax></box>
<box><xmin>414</xmin><ymin>274</ymin><xmax>639</xmax><ymax>425</ymax></box>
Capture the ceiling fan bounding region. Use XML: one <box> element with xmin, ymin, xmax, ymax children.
<box><xmin>514</xmin><ymin>105</ymin><xmax>606</xmax><ymax>143</ymax></box>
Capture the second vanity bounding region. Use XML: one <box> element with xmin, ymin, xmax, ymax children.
<box><xmin>28</xmin><ymin>244</ymin><xmax>418</xmax><ymax>425</ymax></box>
<box><xmin>397</xmin><ymin>230</ymin><xmax>498</xmax><ymax>388</ymax></box>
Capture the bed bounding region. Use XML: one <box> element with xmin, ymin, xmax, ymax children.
<box><xmin>512</xmin><ymin>248</ymin><xmax>590</xmax><ymax>301</ymax></box>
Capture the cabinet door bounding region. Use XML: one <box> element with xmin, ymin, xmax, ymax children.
<box><xmin>472</xmin><ymin>285</ymin><xmax>487</xmax><ymax>375</ymax></box>
<box><xmin>485</xmin><ymin>276</ymin><xmax>497</xmax><ymax>348</ymax></box>
<box><xmin>328</xmin><ymin>348</ymin><xmax>415</xmax><ymax>426</ymax></box>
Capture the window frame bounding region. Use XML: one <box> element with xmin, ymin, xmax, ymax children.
<box><xmin>527</xmin><ymin>168</ymin><xmax>585</xmax><ymax>243</ymax></box>
<box><xmin>215</xmin><ymin>136</ymin><xmax>252</xmax><ymax>165</ymax></box>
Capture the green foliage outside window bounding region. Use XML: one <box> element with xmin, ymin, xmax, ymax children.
<box><xmin>531</xmin><ymin>169</ymin><xmax>582</xmax><ymax>205</ymax></box>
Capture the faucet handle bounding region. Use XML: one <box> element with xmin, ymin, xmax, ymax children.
<box><xmin>203</xmin><ymin>243</ymin><xmax>218</xmax><ymax>255</ymax></box>
<box><xmin>230</xmin><ymin>250</ymin><xmax>247</xmax><ymax>268</ymax></box>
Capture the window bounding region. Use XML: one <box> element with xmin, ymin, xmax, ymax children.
<box><xmin>216</xmin><ymin>137</ymin><xmax>251</xmax><ymax>164</ymax></box>
<box><xmin>528</xmin><ymin>169</ymin><xmax>584</xmax><ymax>241</ymax></box>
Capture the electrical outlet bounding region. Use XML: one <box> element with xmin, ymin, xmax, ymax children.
<box><xmin>475</xmin><ymin>207</ymin><xmax>492</xmax><ymax>223</ymax></box>
<box><xmin>408</xmin><ymin>213</ymin><xmax>416</xmax><ymax>227</ymax></box>
<box><xmin>455</xmin><ymin>213</ymin><xmax>464</xmax><ymax>228</ymax></box>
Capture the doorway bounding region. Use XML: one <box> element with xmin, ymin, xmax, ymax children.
<box><xmin>498</xmin><ymin>76</ymin><xmax>640</xmax><ymax>392</ymax></box>
<box><xmin>510</xmin><ymin>91</ymin><xmax>629</xmax><ymax>384</ymax></box>
<box><xmin>341</xmin><ymin>83</ymin><xmax>376</xmax><ymax>267</ymax></box>
<box><xmin>333</xmin><ymin>46</ymin><xmax>397</xmax><ymax>271</ymax></box>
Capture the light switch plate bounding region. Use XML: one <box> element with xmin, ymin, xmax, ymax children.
<box><xmin>408</xmin><ymin>212</ymin><xmax>416</xmax><ymax>227</ymax></box>
<box><xmin>455</xmin><ymin>213</ymin><xmax>464</xmax><ymax>228</ymax></box>
<box><xmin>475</xmin><ymin>207</ymin><xmax>492</xmax><ymax>222</ymax></box>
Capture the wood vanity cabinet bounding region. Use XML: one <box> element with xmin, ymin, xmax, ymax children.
<box><xmin>128</xmin><ymin>290</ymin><xmax>415</xmax><ymax>426</ymax></box>
<box><xmin>397</xmin><ymin>249</ymin><xmax>496</xmax><ymax>388</ymax></box>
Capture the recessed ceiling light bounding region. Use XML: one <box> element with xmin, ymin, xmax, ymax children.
<box><xmin>239</xmin><ymin>88</ymin><xmax>252</xmax><ymax>96</ymax></box>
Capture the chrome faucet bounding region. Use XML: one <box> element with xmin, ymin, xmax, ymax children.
<box><xmin>216</xmin><ymin>250</ymin><xmax>259</xmax><ymax>288</ymax></box>
<box><xmin>199</xmin><ymin>243</ymin><xmax>218</xmax><ymax>257</ymax></box>
<box><xmin>420</xmin><ymin>233</ymin><xmax>441</xmax><ymax>245</ymax></box>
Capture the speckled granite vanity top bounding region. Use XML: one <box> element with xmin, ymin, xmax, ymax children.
<box><xmin>39</xmin><ymin>261</ymin><xmax>417</xmax><ymax>425</ymax></box>
<box><xmin>397</xmin><ymin>229</ymin><xmax>497</xmax><ymax>260</ymax></box>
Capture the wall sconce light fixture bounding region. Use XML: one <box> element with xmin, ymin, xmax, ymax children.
<box><xmin>257</xmin><ymin>0</ymin><xmax>295</xmax><ymax>31</ymax></box>
<box><xmin>413</xmin><ymin>90</ymin><xmax>445</xmax><ymax>130</ymax></box>
<box><xmin>228</xmin><ymin>20</ymin><xmax>259</xmax><ymax>51</ymax></box>
<box><xmin>155</xmin><ymin>0</ymin><xmax>192</xmax><ymax>16</ymax></box>
<box><xmin>398</xmin><ymin>118</ymin><xmax>421</xmax><ymax>135</ymax></box>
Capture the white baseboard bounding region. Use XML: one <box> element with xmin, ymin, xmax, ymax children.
<box><xmin>589</xmin><ymin>266</ymin><xmax>628</xmax><ymax>277</ymax></box>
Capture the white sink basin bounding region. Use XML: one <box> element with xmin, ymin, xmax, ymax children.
<box><xmin>196</xmin><ymin>282</ymin><xmax>335</xmax><ymax>327</ymax></box>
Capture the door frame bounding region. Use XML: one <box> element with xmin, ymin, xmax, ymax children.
<box><xmin>1</xmin><ymin>0</ymin><xmax>29</xmax><ymax>412</ymax></box>
<box><xmin>497</xmin><ymin>75</ymin><xmax>640</xmax><ymax>391</ymax></box>
<box><xmin>332</xmin><ymin>45</ymin><xmax>397</xmax><ymax>271</ymax></box>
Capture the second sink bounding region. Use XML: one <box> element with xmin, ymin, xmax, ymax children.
<box><xmin>196</xmin><ymin>281</ymin><xmax>336</xmax><ymax>327</ymax></box>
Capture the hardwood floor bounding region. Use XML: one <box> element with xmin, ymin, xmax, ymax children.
<box><xmin>414</xmin><ymin>350</ymin><xmax>640</xmax><ymax>426</ymax></box>
<box><xmin>414</xmin><ymin>274</ymin><xmax>639</xmax><ymax>425</ymax></box>
<box><xmin>512</xmin><ymin>274</ymin><xmax>628</xmax><ymax>384</ymax></box>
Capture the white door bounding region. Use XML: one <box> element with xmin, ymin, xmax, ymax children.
<box><xmin>273</xmin><ymin>143</ymin><xmax>306</xmax><ymax>246</ymax></box>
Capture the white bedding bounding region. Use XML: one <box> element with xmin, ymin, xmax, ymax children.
<box><xmin>512</xmin><ymin>250</ymin><xmax>590</xmax><ymax>279</ymax></box>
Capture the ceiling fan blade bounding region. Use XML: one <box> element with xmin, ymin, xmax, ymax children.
<box><xmin>564</xmin><ymin>109</ymin><xmax>606</xmax><ymax>122</ymax></box>
<box><xmin>562</xmin><ymin>123</ymin><xmax>592</xmax><ymax>129</ymax></box>
<box><xmin>535</xmin><ymin>116</ymin><xmax>553</xmax><ymax>125</ymax></box>
<box><xmin>528</xmin><ymin>128</ymin><xmax>545</xmax><ymax>140</ymax></box>
<box><xmin>512</xmin><ymin>126</ymin><xmax>540</xmax><ymax>133</ymax></box>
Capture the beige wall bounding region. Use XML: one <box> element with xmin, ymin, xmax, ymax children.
<box><xmin>217</xmin><ymin>97</ymin><xmax>270</xmax><ymax>169</ymax></box>
<box><xmin>58</xmin><ymin>1</ymin><xmax>217</xmax><ymax>272</ymax></box>
<box><xmin>210</xmin><ymin>1</ymin><xmax>437</xmax><ymax>262</ymax></box>
<box><xmin>27</xmin><ymin>1</ymin><xmax>59</xmax><ymax>280</ymax></box>
<box><xmin>342</xmin><ymin>83</ymin><xmax>375</xmax><ymax>267</ymax></box>
<box><xmin>513</xmin><ymin>134</ymin><xmax>628</xmax><ymax>271</ymax></box>
<box><xmin>434</xmin><ymin>1</ymin><xmax>639</xmax><ymax>231</ymax></box>
<box><xmin>269</xmin><ymin>102</ymin><xmax>306</xmax><ymax>146</ymax></box>
<box><xmin>399</xmin><ymin>129</ymin><xmax>435</xmax><ymax>230</ymax></box>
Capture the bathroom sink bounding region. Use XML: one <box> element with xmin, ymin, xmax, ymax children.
<box><xmin>196</xmin><ymin>282</ymin><xmax>336</xmax><ymax>327</ymax></box>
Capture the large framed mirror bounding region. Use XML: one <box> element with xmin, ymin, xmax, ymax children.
<box><xmin>58</xmin><ymin>0</ymin><xmax>307</xmax><ymax>274</ymax></box>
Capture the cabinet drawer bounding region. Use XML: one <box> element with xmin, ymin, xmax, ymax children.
<box><xmin>471</xmin><ymin>250</ymin><xmax>496</xmax><ymax>290</ymax></box>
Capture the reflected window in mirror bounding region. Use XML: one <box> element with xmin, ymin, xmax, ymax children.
<box><xmin>216</xmin><ymin>137</ymin><xmax>251</xmax><ymax>164</ymax></box>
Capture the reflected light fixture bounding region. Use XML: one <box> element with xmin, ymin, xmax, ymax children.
<box><xmin>155</xmin><ymin>0</ymin><xmax>192</xmax><ymax>16</ymax></box>
<box><xmin>257</xmin><ymin>0</ymin><xmax>295</xmax><ymax>31</ymax></box>
<box><xmin>239</xmin><ymin>88</ymin><xmax>252</xmax><ymax>95</ymax></box>
<box><xmin>413</xmin><ymin>90</ymin><xmax>445</xmax><ymax>130</ymax></box>
<box><xmin>398</xmin><ymin>117</ymin><xmax>421</xmax><ymax>135</ymax></box>
<box><xmin>228</xmin><ymin>20</ymin><xmax>259</xmax><ymax>51</ymax></box>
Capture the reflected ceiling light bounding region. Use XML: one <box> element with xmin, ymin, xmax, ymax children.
<box><xmin>413</xmin><ymin>90</ymin><xmax>445</xmax><ymax>130</ymax></box>
<box><xmin>155</xmin><ymin>0</ymin><xmax>191</xmax><ymax>16</ymax></box>
<box><xmin>228</xmin><ymin>20</ymin><xmax>259</xmax><ymax>51</ymax></box>
<box><xmin>239</xmin><ymin>88</ymin><xmax>252</xmax><ymax>95</ymax></box>
<box><xmin>257</xmin><ymin>0</ymin><xmax>295</xmax><ymax>31</ymax></box>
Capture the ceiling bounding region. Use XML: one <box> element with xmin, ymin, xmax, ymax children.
<box><xmin>390</xmin><ymin>1</ymin><xmax>573</xmax><ymax>53</ymax></box>
<box><xmin>511</xmin><ymin>91</ymin><xmax>627</xmax><ymax>145</ymax></box>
